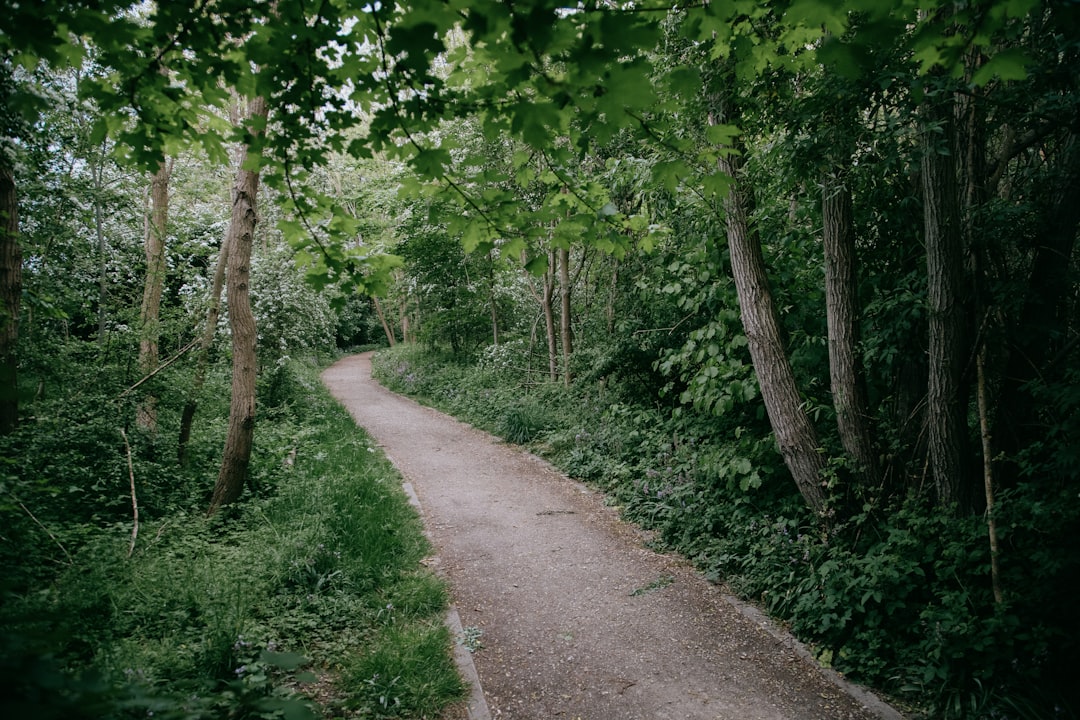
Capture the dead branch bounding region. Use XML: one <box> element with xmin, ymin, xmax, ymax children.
<box><xmin>120</xmin><ymin>428</ymin><xmax>139</xmax><ymax>558</ymax></box>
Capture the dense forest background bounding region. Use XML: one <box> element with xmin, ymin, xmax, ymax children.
<box><xmin>2</xmin><ymin>1</ymin><xmax>1078</xmax><ymax>718</ymax></box>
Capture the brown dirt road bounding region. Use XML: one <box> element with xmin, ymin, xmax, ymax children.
<box><xmin>322</xmin><ymin>353</ymin><xmax>904</xmax><ymax>720</ymax></box>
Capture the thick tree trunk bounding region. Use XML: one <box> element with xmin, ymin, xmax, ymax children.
<box><xmin>822</xmin><ymin>173</ymin><xmax>879</xmax><ymax>485</ymax></box>
<box><xmin>559</xmin><ymin>246</ymin><xmax>572</xmax><ymax>386</ymax></box>
<box><xmin>137</xmin><ymin>159</ymin><xmax>172</xmax><ymax>433</ymax></box>
<box><xmin>209</xmin><ymin>96</ymin><xmax>267</xmax><ymax>513</ymax></box>
<box><xmin>716</xmin><ymin>147</ymin><xmax>826</xmax><ymax>513</ymax></box>
<box><xmin>0</xmin><ymin>163</ymin><xmax>21</xmax><ymax>435</ymax></box>
<box><xmin>921</xmin><ymin>93</ymin><xmax>971</xmax><ymax>509</ymax></box>
<box><xmin>704</xmin><ymin>80</ymin><xmax>827</xmax><ymax>513</ymax></box>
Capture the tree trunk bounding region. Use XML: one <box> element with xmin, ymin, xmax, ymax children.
<box><xmin>93</xmin><ymin>152</ymin><xmax>108</xmax><ymax>344</ymax></box>
<box><xmin>704</xmin><ymin>78</ymin><xmax>827</xmax><ymax>513</ymax></box>
<box><xmin>559</xmin><ymin>246</ymin><xmax>572</xmax><ymax>386</ymax></box>
<box><xmin>209</xmin><ymin>96</ymin><xmax>267</xmax><ymax>514</ymax></box>
<box><xmin>921</xmin><ymin>91</ymin><xmax>971</xmax><ymax>509</ymax></box>
<box><xmin>137</xmin><ymin>159</ymin><xmax>172</xmax><ymax>433</ymax></box>
<box><xmin>0</xmin><ymin>162</ymin><xmax>21</xmax><ymax>435</ymax></box>
<box><xmin>488</xmin><ymin>249</ymin><xmax>499</xmax><ymax>346</ymax></box>
<box><xmin>178</xmin><ymin>230</ymin><xmax>231</xmax><ymax>463</ymax></box>
<box><xmin>822</xmin><ymin>172</ymin><xmax>879</xmax><ymax>485</ymax></box>
<box><xmin>373</xmin><ymin>295</ymin><xmax>397</xmax><ymax>346</ymax></box>
<box><xmin>542</xmin><ymin>247</ymin><xmax>558</xmax><ymax>382</ymax></box>
<box><xmin>721</xmin><ymin>150</ymin><xmax>827</xmax><ymax>513</ymax></box>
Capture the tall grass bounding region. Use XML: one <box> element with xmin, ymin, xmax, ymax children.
<box><xmin>0</xmin><ymin>357</ymin><xmax>464</xmax><ymax>719</ymax></box>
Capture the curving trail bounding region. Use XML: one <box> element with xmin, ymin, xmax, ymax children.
<box><xmin>322</xmin><ymin>353</ymin><xmax>903</xmax><ymax>720</ymax></box>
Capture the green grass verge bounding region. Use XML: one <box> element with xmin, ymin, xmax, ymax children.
<box><xmin>1</xmin><ymin>359</ymin><xmax>464</xmax><ymax>719</ymax></box>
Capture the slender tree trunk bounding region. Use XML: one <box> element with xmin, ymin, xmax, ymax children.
<box><xmin>542</xmin><ymin>247</ymin><xmax>558</xmax><ymax>382</ymax></box>
<box><xmin>921</xmin><ymin>91</ymin><xmax>971</xmax><ymax>509</ymax></box>
<box><xmin>976</xmin><ymin>348</ymin><xmax>1003</xmax><ymax>604</ymax></box>
<box><xmin>606</xmin><ymin>258</ymin><xmax>618</xmax><ymax>335</ymax></box>
<box><xmin>93</xmin><ymin>153</ymin><xmax>108</xmax><ymax>344</ymax></box>
<box><xmin>137</xmin><ymin>159</ymin><xmax>172</xmax><ymax>433</ymax></box>
<box><xmin>397</xmin><ymin>296</ymin><xmax>407</xmax><ymax>343</ymax></box>
<box><xmin>373</xmin><ymin>295</ymin><xmax>397</xmax><ymax>346</ymax></box>
<box><xmin>822</xmin><ymin>172</ymin><xmax>879</xmax><ymax>485</ymax></box>
<box><xmin>488</xmin><ymin>249</ymin><xmax>499</xmax><ymax>346</ymax></box>
<box><xmin>0</xmin><ymin>162</ymin><xmax>20</xmax><ymax>435</ymax></box>
<box><xmin>209</xmin><ymin>96</ymin><xmax>267</xmax><ymax>513</ymax></box>
<box><xmin>178</xmin><ymin>231</ymin><xmax>230</xmax><ymax>463</ymax></box>
<box><xmin>558</xmin><ymin>246</ymin><xmax>572</xmax><ymax>386</ymax></box>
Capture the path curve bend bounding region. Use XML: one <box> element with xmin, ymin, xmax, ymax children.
<box><xmin>322</xmin><ymin>353</ymin><xmax>902</xmax><ymax>720</ymax></box>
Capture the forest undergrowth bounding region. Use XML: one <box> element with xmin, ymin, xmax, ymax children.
<box><xmin>0</xmin><ymin>353</ymin><xmax>464</xmax><ymax>719</ymax></box>
<box><xmin>373</xmin><ymin>343</ymin><xmax>1079</xmax><ymax>720</ymax></box>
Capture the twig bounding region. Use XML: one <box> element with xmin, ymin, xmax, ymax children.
<box><xmin>120</xmin><ymin>428</ymin><xmax>140</xmax><ymax>558</ymax></box>
<box><xmin>119</xmin><ymin>337</ymin><xmax>199</xmax><ymax>398</ymax></box>
<box><xmin>8</xmin><ymin>491</ymin><xmax>74</xmax><ymax>565</ymax></box>
<box><xmin>976</xmin><ymin>349</ymin><xmax>1004</xmax><ymax>604</ymax></box>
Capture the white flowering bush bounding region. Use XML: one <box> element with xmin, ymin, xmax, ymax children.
<box><xmin>251</xmin><ymin>247</ymin><xmax>337</xmax><ymax>362</ymax></box>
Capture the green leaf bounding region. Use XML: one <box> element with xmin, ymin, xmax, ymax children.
<box><xmin>260</xmin><ymin>650</ymin><xmax>307</xmax><ymax>671</ymax></box>
<box><xmin>410</xmin><ymin>147</ymin><xmax>452</xmax><ymax>178</ymax></box>
<box><xmin>705</xmin><ymin>124</ymin><xmax>741</xmax><ymax>146</ymax></box>
<box><xmin>651</xmin><ymin>160</ymin><xmax>689</xmax><ymax>192</ymax></box>
<box><xmin>970</xmin><ymin>48</ymin><xmax>1031</xmax><ymax>86</ymax></box>
<box><xmin>663</xmin><ymin>66</ymin><xmax>701</xmax><ymax>98</ymax></box>
<box><xmin>702</xmin><ymin>170</ymin><xmax>732</xmax><ymax>199</ymax></box>
<box><xmin>524</xmin><ymin>254</ymin><xmax>549</xmax><ymax>276</ymax></box>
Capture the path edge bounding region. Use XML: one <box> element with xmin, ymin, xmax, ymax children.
<box><xmin>402</xmin><ymin>481</ymin><xmax>492</xmax><ymax>720</ymax></box>
<box><xmin>720</xmin><ymin>591</ymin><xmax>906</xmax><ymax>720</ymax></box>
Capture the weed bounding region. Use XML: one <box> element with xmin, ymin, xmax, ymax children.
<box><xmin>1</xmin><ymin>358</ymin><xmax>464</xmax><ymax>718</ymax></box>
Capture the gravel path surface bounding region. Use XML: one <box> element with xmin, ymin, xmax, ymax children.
<box><xmin>322</xmin><ymin>353</ymin><xmax>903</xmax><ymax>720</ymax></box>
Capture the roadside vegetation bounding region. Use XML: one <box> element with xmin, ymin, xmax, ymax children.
<box><xmin>3</xmin><ymin>2</ymin><xmax>1077</xmax><ymax>720</ymax></box>
<box><xmin>1</xmin><ymin>355</ymin><xmax>464</xmax><ymax>719</ymax></box>
<box><xmin>373</xmin><ymin>343</ymin><xmax>1078</xmax><ymax>720</ymax></box>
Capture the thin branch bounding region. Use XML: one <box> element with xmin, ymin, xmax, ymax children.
<box><xmin>120</xmin><ymin>428</ymin><xmax>140</xmax><ymax>558</ymax></box>
<box><xmin>8</xmin><ymin>491</ymin><xmax>74</xmax><ymax>565</ymax></box>
<box><xmin>119</xmin><ymin>337</ymin><xmax>200</xmax><ymax>398</ymax></box>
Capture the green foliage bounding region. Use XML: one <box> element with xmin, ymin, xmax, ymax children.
<box><xmin>375</xmin><ymin>343</ymin><xmax>1080</xmax><ymax>719</ymax></box>
<box><xmin>340</xmin><ymin>622</ymin><xmax>465</xmax><ymax>719</ymax></box>
<box><xmin>1</xmin><ymin>359</ymin><xmax>464</xmax><ymax>718</ymax></box>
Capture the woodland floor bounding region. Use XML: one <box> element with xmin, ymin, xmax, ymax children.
<box><xmin>322</xmin><ymin>353</ymin><xmax>905</xmax><ymax>720</ymax></box>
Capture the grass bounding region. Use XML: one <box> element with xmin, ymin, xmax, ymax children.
<box><xmin>0</xmin><ymin>357</ymin><xmax>465</xmax><ymax>719</ymax></box>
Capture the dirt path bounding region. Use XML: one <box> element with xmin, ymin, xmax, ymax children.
<box><xmin>322</xmin><ymin>353</ymin><xmax>902</xmax><ymax>720</ymax></box>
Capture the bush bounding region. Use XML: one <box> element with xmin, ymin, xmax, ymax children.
<box><xmin>1</xmin><ymin>357</ymin><xmax>464</xmax><ymax>718</ymax></box>
<box><xmin>371</xmin><ymin>342</ymin><xmax>1080</xmax><ymax>720</ymax></box>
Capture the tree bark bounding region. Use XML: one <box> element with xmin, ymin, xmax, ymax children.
<box><xmin>921</xmin><ymin>91</ymin><xmax>971</xmax><ymax>509</ymax></box>
<box><xmin>488</xmin><ymin>249</ymin><xmax>499</xmax><ymax>346</ymax></box>
<box><xmin>92</xmin><ymin>151</ymin><xmax>108</xmax><ymax>344</ymax></box>
<box><xmin>137</xmin><ymin>158</ymin><xmax>172</xmax><ymax>433</ymax></box>
<box><xmin>373</xmin><ymin>295</ymin><xmax>397</xmax><ymax>346</ymax></box>
<box><xmin>0</xmin><ymin>162</ymin><xmax>21</xmax><ymax>435</ymax></box>
<box><xmin>559</xmin><ymin>246</ymin><xmax>572</xmax><ymax>386</ymax></box>
<box><xmin>702</xmin><ymin>77</ymin><xmax>827</xmax><ymax>514</ymax></box>
<box><xmin>542</xmin><ymin>247</ymin><xmax>558</xmax><ymax>382</ymax></box>
<box><xmin>209</xmin><ymin>96</ymin><xmax>267</xmax><ymax>513</ymax></box>
<box><xmin>721</xmin><ymin>150</ymin><xmax>827</xmax><ymax>513</ymax></box>
<box><xmin>178</xmin><ymin>230</ymin><xmax>231</xmax><ymax>463</ymax></box>
<box><xmin>822</xmin><ymin>173</ymin><xmax>879</xmax><ymax>485</ymax></box>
